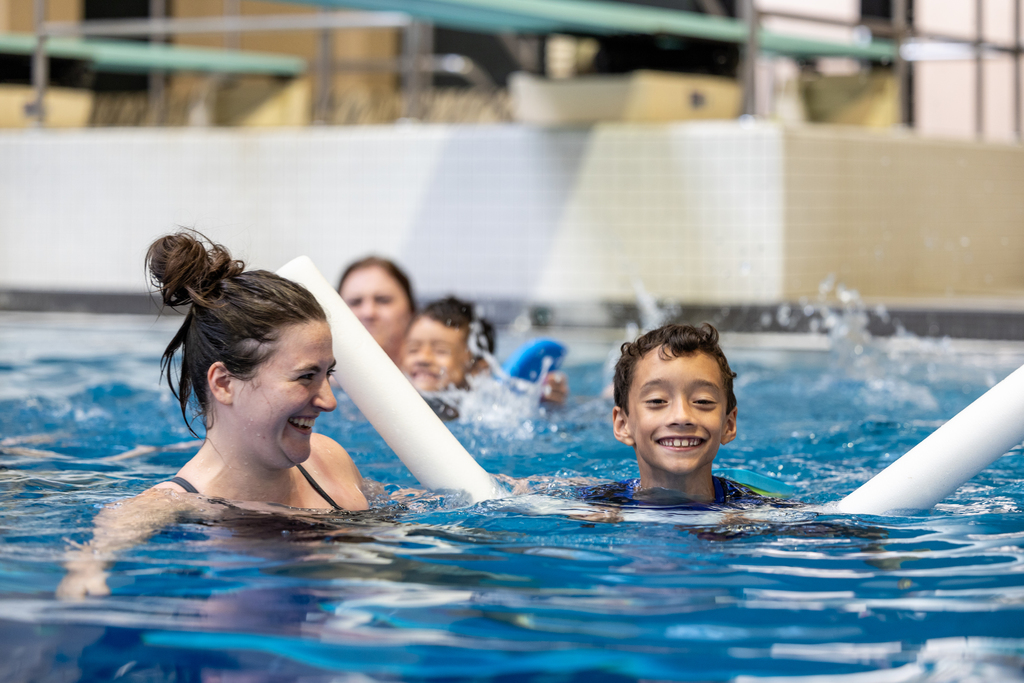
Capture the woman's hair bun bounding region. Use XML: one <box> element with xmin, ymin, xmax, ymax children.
<box><xmin>146</xmin><ymin>230</ymin><xmax>245</xmax><ymax>307</ymax></box>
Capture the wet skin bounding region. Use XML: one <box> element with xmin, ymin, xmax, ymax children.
<box><xmin>340</xmin><ymin>265</ymin><xmax>413</xmax><ymax>363</ymax></box>
<box><xmin>612</xmin><ymin>350</ymin><xmax>737</xmax><ymax>500</ymax></box>
<box><xmin>216</xmin><ymin>321</ymin><xmax>338</xmax><ymax>470</ymax></box>
<box><xmin>159</xmin><ymin>321</ymin><xmax>367</xmax><ymax>511</ymax></box>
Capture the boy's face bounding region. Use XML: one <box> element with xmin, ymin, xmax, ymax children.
<box><xmin>612</xmin><ymin>349</ymin><xmax>737</xmax><ymax>495</ymax></box>
<box><xmin>400</xmin><ymin>317</ymin><xmax>474</xmax><ymax>392</ymax></box>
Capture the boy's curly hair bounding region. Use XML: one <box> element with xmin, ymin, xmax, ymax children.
<box><xmin>613</xmin><ymin>323</ymin><xmax>736</xmax><ymax>415</ymax></box>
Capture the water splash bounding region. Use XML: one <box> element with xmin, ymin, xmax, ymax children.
<box><xmin>631</xmin><ymin>277</ymin><xmax>672</xmax><ymax>332</ymax></box>
<box><xmin>780</xmin><ymin>276</ymin><xmax>954</xmax><ymax>412</ymax></box>
<box><xmin>601</xmin><ymin>321</ymin><xmax>636</xmax><ymax>391</ymax></box>
<box><xmin>460</xmin><ymin>372</ymin><xmax>547</xmax><ymax>437</ymax></box>
<box><xmin>418</xmin><ymin>367</ymin><xmax>548</xmax><ymax>440</ymax></box>
<box><xmin>600</xmin><ymin>278</ymin><xmax>678</xmax><ymax>390</ymax></box>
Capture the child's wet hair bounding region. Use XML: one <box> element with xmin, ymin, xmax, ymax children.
<box><xmin>417</xmin><ymin>296</ymin><xmax>495</xmax><ymax>358</ymax></box>
<box><xmin>613</xmin><ymin>323</ymin><xmax>737</xmax><ymax>415</ymax></box>
<box><xmin>147</xmin><ymin>230</ymin><xmax>326</xmax><ymax>435</ymax></box>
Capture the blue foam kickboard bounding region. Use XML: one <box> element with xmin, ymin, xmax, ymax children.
<box><xmin>502</xmin><ymin>338</ymin><xmax>567</xmax><ymax>382</ymax></box>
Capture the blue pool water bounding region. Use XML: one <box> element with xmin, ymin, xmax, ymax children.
<box><xmin>2</xmin><ymin>312</ymin><xmax>1024</xmax><ymax>682</ymax></box>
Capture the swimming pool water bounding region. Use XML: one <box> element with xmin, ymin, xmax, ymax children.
<box><xmin>2</xmin><ymin>312</ymin><xmax>1024</xmax><ymax>682</ymax></box>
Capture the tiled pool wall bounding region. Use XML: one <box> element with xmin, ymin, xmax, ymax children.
<box><xmin>1</xmin><ymin>122</ymin><xmax>1022</xmax><ymax>337</ymax></box>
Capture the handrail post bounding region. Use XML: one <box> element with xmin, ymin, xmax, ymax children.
<box><xmin>1015</xmin><ymin>0</ymin><xmax>1021</xmax><ymax>142</ymax></box>
<box><xmin>893</xmin><ymin>0</ymin><xmax>910</xmax><ymax>127</ymax></box>
<box><xmin>975</xmin><ymin>0</ymin><xmax>985</xmax><ymax>139</ymax></box>
<box><xmin>27</xmin><ymin>0</ymin><xmax>48</xmax><ymax>127</ymax></box>
<box><xmin>401</xmin><ymin>20</ymin><xmax>431</xmax><ymax>120</ymax></box>
<box><xmin>148</xmin><ymin>0</ymin><xmax>167</xmax><ymax>126</ymax></box>
<box><xmin>314</xmin><ymin>9</ymin><xmax>334</xmax><ymax>125</ymax></box>
<box><xmin>223</xmin><ymin>0</ymin><xmax>240</xmax><ymax>50</ymax></box>
<box><xmin>741</xmin><ymin>0</ymin><xmax>758</xmax><ymax>117</ymax></box>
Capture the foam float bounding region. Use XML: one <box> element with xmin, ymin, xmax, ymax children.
<box><xmin>838</xmin><ymin>363</ymin><xmax>1024</xmax><ymax>515</ymax></box>
<box><xmin>277</xmin><ymin>256</ymin><xmax>503</xmax><ymax>504</ymax></box>
<box><xmin>502</xmin><ymin>337</ymin><xmax>567</xmax><ymax>382</ymax></box>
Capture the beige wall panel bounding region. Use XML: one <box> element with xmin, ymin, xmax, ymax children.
<box><xmin>783</xmin><ymin>126</ymin><xmax>1024</xmax><ymax>300</ymax></box>
<box><xmin>0</xmin><ymin>84</ymin><xmax>91</xmax><ymax>127</ymax></box>
<box><xmin>8</xmin><ymin>0</ymin><xmax>78</xmax><ymax>30</ymax></box>
<box><xmin>329</xmin><ymin>17</ymin><xmax>398</xmax><ymax>93</ymax></box>
<box><xmin>171</xmin><ymin>0</ymin><xmax>234</xmax><ymax>49</ymax></box>
<box><xmin>48</xmin><ymin>0</ymin><xmax>77</xmax><ymax>21</ymax></box>
<box><xmin>215</xmin><ymin>76</ymin><xmax>311</xmax><ymax>126</ymax></box>
<box><xmin>800</xmin><ymin>71</ymin><xmax>897</xmax><ymax>127</ymax></box>
<box><xmin>239</xmin><ymin>1</ymin><xmax>313</xmax><ymax>58</ymax></box>
<box><xmin>237</xmin><ymin>0</ymin><xmax>400</xmax><ymax>91</ymax></box>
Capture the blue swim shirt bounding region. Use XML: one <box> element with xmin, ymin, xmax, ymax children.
<box><xmin>576</xmin><ymin>476</ymin><xmax>794</xmax><ymax>510</ymax></box>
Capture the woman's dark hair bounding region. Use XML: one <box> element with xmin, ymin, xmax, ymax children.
<box><xmin>417</xmin><ymin>296</ymin><xmax>495</xmax><ymax>357</ymax></box>
<box><xmin>147</xmin><ymin>231</ymin><xmax>326</xmax><ymax>435</ymax></box>
<box><xmin>338</xmin><ymin>256</ymin><xmax>415</xmax><ymax>313</ymax></box>
<box><xmin>613</xmin><ymin>323</ymin><xmax>736</xmax><ymax>416</ymax></box>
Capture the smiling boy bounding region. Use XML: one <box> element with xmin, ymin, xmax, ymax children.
<box><xmin>610</xmin><ymin>323</ymin><xmax>747</xmax><ymax>504</ymax></box>
<box><xmin>400</xmin><ymin>297</ymin><xmax>495</xmax><ymax>393</ymax></box>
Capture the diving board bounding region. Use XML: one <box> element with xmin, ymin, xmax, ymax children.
<box><xmin>275</xmin><ymin>0</ymin><xmax>896</xmax><ymax>62</ymax></box>
<box><xmin>0</xmin><ymin>32</ymin><xmax>305</xmax><ymax>76</ymax></box>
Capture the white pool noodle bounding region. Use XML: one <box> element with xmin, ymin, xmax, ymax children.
<box><xmin>838</xmin><ymin>363</ymin><xmax>1024</xmax><ymax>515</ymax></box>
<box><xmin>276</xmin><ymin>256</ymin><xmax>502</xmax><ymax>504</ymax></box>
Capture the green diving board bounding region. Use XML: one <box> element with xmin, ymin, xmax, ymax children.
<box><xmin>279</xmin><ymin>0</ymin><xmax>896</xmax><ymax>62</ymax></box>
<box><xmin>0</xmin><ymin>32</ymin><xmax>306</xmax><ymax>76</ymax></box>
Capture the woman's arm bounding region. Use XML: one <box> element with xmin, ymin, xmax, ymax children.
<box><xmin>56</xmin><ymin>488</ymin><xmax>193</xmax><ymax>600</ymax></box>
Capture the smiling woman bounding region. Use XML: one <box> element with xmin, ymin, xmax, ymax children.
<box><xmin>56</xmin><ymin>231</ymin><xmax>368</xmax><ymax>599</ymax></box>
<box><xmin>338</xmin><ymin>256</ymin><xmax>415</xmax><ymax>364</ymax></box>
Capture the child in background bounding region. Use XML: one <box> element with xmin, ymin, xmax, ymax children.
<box><xmin>400</xmin><ymin>297</ymin><xmax>569</xmax><ymax>406</ymax></box>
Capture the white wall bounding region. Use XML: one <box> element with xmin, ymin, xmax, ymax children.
<box><xmin>4</xmin><ymin>122</ymin><xmax>1017</xmax><ymax>308</ymax></box>
<box><xmin>0</xmin><ymin>123</ymin><xmax>785</xmax><ymax>305</ymax></box>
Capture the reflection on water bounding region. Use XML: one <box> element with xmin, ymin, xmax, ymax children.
<box><xmin>2</xmin><ymin>313</ymin><xmax>1024</xmax><ymax>681</ymax></box>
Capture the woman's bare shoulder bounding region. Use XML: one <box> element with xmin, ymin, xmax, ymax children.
<box><xmin>151</xmin><ymin>481</ymin><xmax>187</xmax><ymax>493</ymax></box>
<box><xmin>311</xmin><ymin>432</ymin><xmax>348</xmax><ymax>456</ymax></box>
<box><xmin>307</xmin><ymin>434</ymin><xmax>368</xmax><ymax>510</ymax></box>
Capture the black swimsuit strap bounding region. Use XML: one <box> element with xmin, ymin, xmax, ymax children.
<box><xmin>296</xmin><ymin>464</ymin><xmax>343</xmax><ymax>510</ymax></box>
<box><xmin>166</xmin><ymin>469</ymin><xmax>342</xmax><ymax>510</ymax></box>
<box><xmin>168</xmin><ymin>476</ymin><xmax>199</xmax><ymax>494</ymax></box>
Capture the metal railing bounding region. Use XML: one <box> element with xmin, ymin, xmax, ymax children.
<box><xmin>23</xmin><ymin>0</ymin><xmax>1024</xmax><ymax>139</ymax></box>
<box><xmin>24</xmin><ymin>0</ymin><xmax>473</xmax><ymax>126</ymax></box>
<box><xmin>755</xmin><ymin>0</ymin><xmax>1023</xmax><ymax>141</ymax></box>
